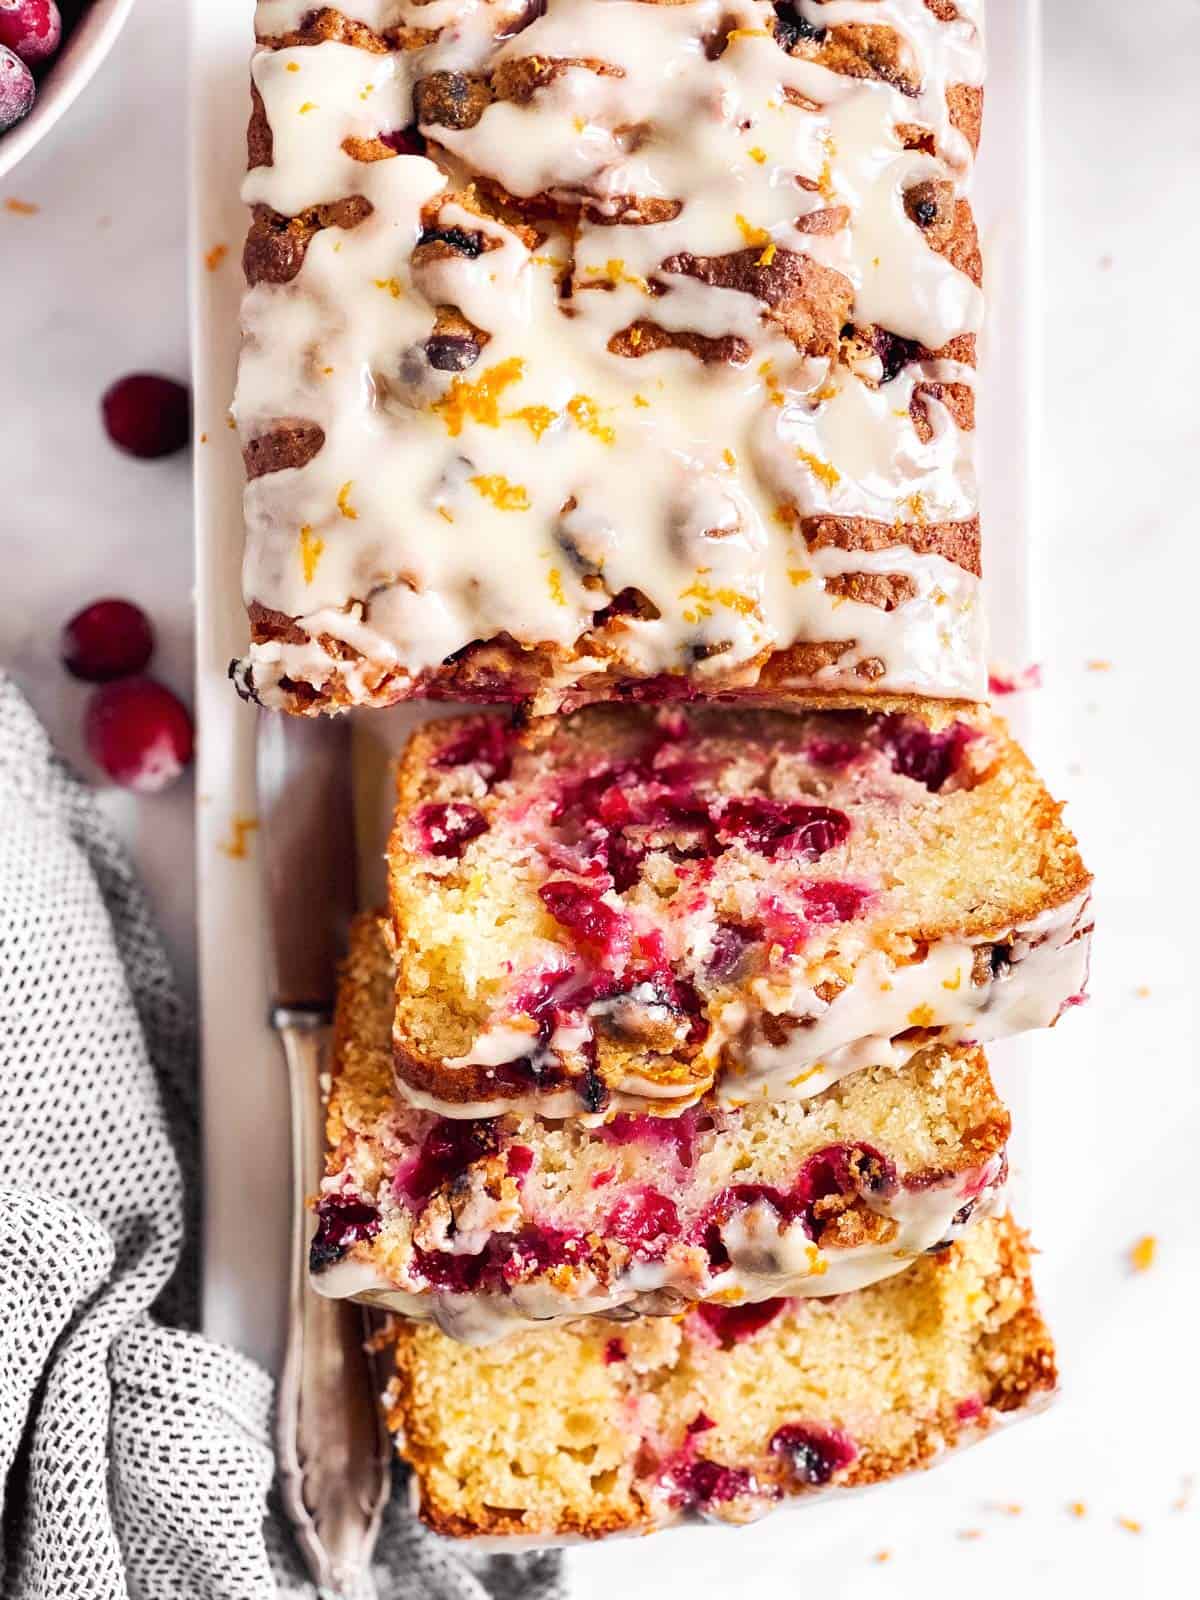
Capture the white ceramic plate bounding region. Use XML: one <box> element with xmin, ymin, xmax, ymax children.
<box><xmin>189</xmin><ymin>0</ymin><xmax>1040</xmax><ymax>1547</ymax></box>
<box><xmin>0</xmin><ymin>0</ymin><xmax>135</xmax><ymax>179</ymax></box>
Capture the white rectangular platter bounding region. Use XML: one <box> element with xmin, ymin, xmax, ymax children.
<box><xmin>190</xmin><ymin>0</ymin><xmax>1040</xmax><ymax>1579</ymax></box>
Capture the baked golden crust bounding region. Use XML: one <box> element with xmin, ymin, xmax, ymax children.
<box><xmin>382</xmin><ymin>1215</ymin><xmax>1056</xmax><ymax>1539</ymax></box>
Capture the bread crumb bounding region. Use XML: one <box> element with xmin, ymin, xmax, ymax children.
<box><xmin>3</xmin><ymin>198</ymin><xmax>39</xmax><ymax>215</ymax></box>
<box><xmin>199</xmin><ymin>433</ymin><xmax>208</xmax><ymax>444</ymax></box>
<box><xmin>1129</xmin><ymin>1235</ymin><xmax>1156</xmax><ymax>1273</ymax></box>
<box><xmin>1067</xmin><ymin>1501</ymin><xmax>1087</xmax><ymax>1518</ymax></box>
<box><xmin>1085</xmin><ymin>659</ymin><xmax>1112</xmax><ymax>672</ymax></box>
<box><xmin>957</xmin><ymin>1529</ymin><xmax>983</xmax><ymax>1542</ymax></box>
<box><xmin>219</xmin><ymin>816</ymin><xmax>260</xmax><ymax>860</ymax></box>
<box><xmin>205</xmin><ymin>243</ymin><xmax>228</xmax><ymax>272</ymax></box>
<box><xmin>1116</xmin><ymin>1516</ymin><xmax>1142</xmax><ymax>1535</ymax></box>
<box><xmin>873</xmin><ymin>1550</ymin><xmax>891</xmax><ymax>1564</ymax></box>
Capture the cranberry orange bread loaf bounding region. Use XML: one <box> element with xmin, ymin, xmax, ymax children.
<box><xmin>234</xmin><ymin>0</ymin><xmax>987</xmax><ymax>716</ymax></box>
<box><xmin>311</xmin><ymin>913</ymin><xmax>1009</xmax><ymax>1340</ymax></box>
<box><xmin>382</xmin><ymin>1213</ymin><xmax>1055</xmax><ymax>1538</ymax></box>
<box><xmin>387</xmin><ymin>706</ymin><xmax>1092</xmax><ymax>1118</ymax></box>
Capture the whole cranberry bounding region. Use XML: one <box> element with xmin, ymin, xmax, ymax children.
<box><xmin>84</xmin><ymin>677</ymin><xmax>194</xmax><ymax>793</ymax></box>
<box><xmin>61</xmin><ymin>599</ymin><xmax>154</xmax><ymax>682</ymax></box>
<box><xmin>0</xmin><ymin>42</ymin><xmax>33</xmax><ymax>131</ymax></box>
<box><xmin>0</xmin><ymin>0</ymin><xmax>61</xmax><ymax>65</ymax></box>
<box><xmin>101</xmin><ymin>374</ymin><xmax>191</xmax><ymax>459</ymax></box>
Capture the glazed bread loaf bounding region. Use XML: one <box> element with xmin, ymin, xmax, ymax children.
<box><xmin>386</xmin><ymin>706</ymin><xmax>1092</xmax><ymax>1118</ymax></box>
<box><xmin>311</xmin><ymin>914</ymin><xmax>1010</xmax><ymax>1340</ymax></box>
<box><xmin>382</xmin><ymin>1214</ymin><xmax>1056</xmax><ymax>1538</ymax></box>
<box><xmin>235</xmin><ymin>0</ymin><xmax>986</xmax><ymax>716</ymax></box>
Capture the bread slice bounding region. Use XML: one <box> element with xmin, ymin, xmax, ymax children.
<box><xmin>311</xmin><ymin>916</ymin><xmax>1010</xmax><ymax>1340</ymax></box>
<box><xmin>387</xmin><ymin>705</ymin><xmax>1092</xmax><ymax>1117</ymax></box>
<box><xmin>382</xmin><ymin>1213</ymin><xmax>1055</xmax><ymax>1540</ymax></box>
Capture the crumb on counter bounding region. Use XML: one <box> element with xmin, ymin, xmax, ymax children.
<box><xmin>1116</xmin><ymin>1516</ymin><xmax>1142</xmax><ymax>1535</ymax></box>
<box><xmin>1067</xmin><ymin>1501</ymin><xmax>1087</xmax><ymax>1519</ymax></box>
<box><xmin>205</xmin><ymin>243</ymin><xmax>228</xmax><ymax>272</ymax></box>
<box><xmin>1086</xmin><ymin>659</ymin><xmax>1112</xmax><ymax>672</ymax></box>
<box><xmin>3</xmin><ymin>198</ymin><xmax>39</xmax><ymax>216</ymax></box>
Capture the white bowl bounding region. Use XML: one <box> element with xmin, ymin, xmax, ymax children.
<box><xmin>0</xmin><ymin>0</ymin><xmax>136</xmax><ymax>180</ymax></box>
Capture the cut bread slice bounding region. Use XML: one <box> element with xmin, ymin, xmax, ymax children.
<box><xmin>387</xmin><ymin>705</ymin><xmax>1092</xmax><ymax>1117</ymax></box>
<box><xmin>382</xmin><ymin>1214</ymin><xmax>1055</xmax><ymax>1540</ymax></box>
<box><xmin>311</xmin><ymin>916</ymin><xmax>1010</xmax><ymax>1341</ymax></box>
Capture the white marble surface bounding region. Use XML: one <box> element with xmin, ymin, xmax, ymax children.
<box><xmin>2</xmin><ymin>0</ymin><xmax>1198</xmax><ymax>1593</ymax></box>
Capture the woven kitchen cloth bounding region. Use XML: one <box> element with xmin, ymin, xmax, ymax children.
<box><xmin>0</xmin><ymin>675</ymin><xmax>565</xmax><ymax>1600</ymax></box>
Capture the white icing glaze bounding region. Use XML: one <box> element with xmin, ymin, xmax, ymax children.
<box><xmin>237</xmin><ymin>0</ymin><xmax>987</xmax><ymax>709</ymax></box>
<box><xmin>312</xmin><ymin>1153</ymin><xmax>1006</xmax><ymax>1343</ymax></box>
<box><xmin>396</xmin><ymin>889</ymin><xmax>1094</xmax><ymax>1118</ymax></box>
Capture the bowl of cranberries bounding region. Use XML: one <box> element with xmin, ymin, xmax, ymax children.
<box><xmin>0</xmin><ymin>0</ymin><xmax>135</xmax><ymax>180</ymax></box>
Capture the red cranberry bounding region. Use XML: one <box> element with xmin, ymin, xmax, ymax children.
<box><xmin>686</xmin><ymin>1412</ymin><xmax>717</xmax><ymax>1435</ymax></box>
<box><xmin>669</xmin><ymin>1457</ymin><xmax>759</xmax><ymax>1512</ymax></box>
<box><xmin>397</xmin><ymin>1118</ymin><xmax>497</xmax><ymax>1205</ymax></box>
<box><xmin>695</xmin><ymin>1299</ymin><xmax>788</xmax><ymax>1344</ymax></box>
<box><xmin>604</xmin><ymin>1337</ymin><xmax>627</xmax><ymax>1365</ymax></box>
<box><xmin>412</xmin><ymin>801</ymin><xmax>488</xmax><ymax>858</ymax></box>
<box><xmin>597</xmin><ymin>1108</ymin><xmax>700</xmax><ymax>1168</ymax></box>
<box><xmin>798</xmin><ymin>880</ymin><xmax>872</xmax><ymax>925</ymax></box>
<box><xmin>539</xmin><ymin>879</ymin><xmax>632</xmax><ymax>965</ymax></box>
<box><xmin>0</xmin><ymin>42</ymin><xmax>33</xmax><ymax>130</ymax></box>
<box><xmin>431</xmin><ymin>717</ymin><xmax>514</xmax><ymax>783</ymax></box>
<box><xmin>878</xmin><ymin>715</ymin><xmax>975</xmax><ymax>792</ymax></box>
<box><xmin>603</xmin><ymin>1186</ymin><xmax>679</xmax><ymax>1260</ymax></box>
<box><xmin>310</xmin><ymin>1192</ymin><xmax>380</xmax><ymax>1271</ymax></box>
<box><xmin>381</xmin><ymin>124</ymin><xmax>426</xmax><ymax>156</ymax></box>
<box><xmin>101</xmin><ymin>373</ymin><xmax>191</xmax><ymax>459</ymax></box>
<box><xmin>769</xmin><ymin>1422</ymin><xmax>857</xmax><ymax>1485</ymax></box>
<box><xmin>83</xmin><ymin>677</ymin><xmax>194</xmax><ymax>793</ymax></box>
<box><xmin>61</xmin><ymin>599</ymin><xmax>154</xmax><ymax>682</ymax></box>
<box><xmin>718</xmin><ymin>797</ymin><xmax>850</xmax><ymax>860</ymax></box>
<box><xmin>804</xmin><ymin>737</ymin><xmax>861</xmax><ymax>768</ymax></box>
<box><xmin>506</xmin><ymin>1144</ymin><xmax>534</xmax><ymax>1179</ymax></box>
<box><xmin>0</xmin><ymin>0</ymin><xmax>59</xmax><ymax>63</ymax></box>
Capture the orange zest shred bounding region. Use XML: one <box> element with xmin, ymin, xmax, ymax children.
<box><xmin>299</xmin><ymin>525</ymin><xmax>324</xmax><ymax>584</ymax></box>
<box><xmin>547</xmin><ymin>567</ymin><xmax>567</xmax><ymax>606</ymax></box>
<box><xmin>735</xmin><ymin>213</ymin><xmax>771</xmax><ymax>250</ymax></box>
<box><xmin>470</xmin><ymin>474</ymin><xmax>530</xmax><ymax>511</ymax></box>
<box><xmin>747</xmin><ymin>146</ymin><xmax>767</xmax><ymax>165</ymax></box>
<box><xmin>204</xmin><ymin>243</ymin><xmax>228</xmax><ymax>272</ymax></box>
<box><xmin>434</xmin><ymin>357</ymin><xmax>525</xmax><ymax>436</ymax></box>
<box><xmin>219</xmin><ymin>816</ymin><xmax>260</xmax><ymax>860</ymax></box>
<box><xmin>567</xmin><ymin>393</ymin><xmax>615</xmax><ymax>444</ymax></box>
<box><xmin>509</xmin><ymin>404</ymin><xmax>558</xmax><ymax>438</ymax></box>
<box><xmin>907</xmin><ymin>1004</ymin><xmax>935</xmax><ymax>1027</ymax></box>
<box><xmin>373</xmin><ymin>277</ymin><xmax>403</xmax><ymax>298</ymax></box>
<box><xmin>679</xmin><ymin>579</ymin><xmax>758</xmax><ymax>624</ymax></box>
<box><xmin>298</xmin><ymin>101</ymin><xmax>317</xmax><ymax>114</ymax></box>
<box><xmin>1129</xmin><ymin>1235</ymin><xmax>1156</xmax><ymax>1272</ymax></box>
<box><xmin>337</xmin><ymin>481</ymin><xmax>358</xmax><ymax>520</ymax></box>
<box><xmin>795</xmin><ymin>448</ymin><xmax>840</xmax><ymax>490</ymax></box>
<box><xmin>787</xmin><ymin>567</ymin><xmax>812</xmax><ymax>586</ymax></box>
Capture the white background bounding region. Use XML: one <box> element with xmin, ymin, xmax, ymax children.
<box><xmin>2</xmin><ymin>0</ymin><xmax>1198</xmax><ymax>1593</ymax></box>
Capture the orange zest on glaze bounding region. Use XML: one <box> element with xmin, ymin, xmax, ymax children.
<box><xmin>509</xmin><ymin>405</ymin><xmax>558</xmax><ymax>439</ymax></box>
<box><xmin>470</xmin><ymin>475</ymin><xmax>531</xmax><ymax>511</ymax></box>
<box><xmin>299</xmin><ymin>525</ymin><xmax>324</xmax><ymax>584</ymax></box>
<box><xmin>796</xmin><ymin>448</ymin><xmax>840</xmax><ymax>490</ymax></box>
<box><xmin>337</xmin><ymin>481</ymin><xmax>358</xmax><ymax>520</ymax></box>
<box><xmin>567</xmin><ymin>393</ymin><xmax>615</xmax><ymax>445</ymax></box>
<box><xmin>435</xmin><ymin>357</ymin><xmax>525</xmax><ymax>436</ymax></box>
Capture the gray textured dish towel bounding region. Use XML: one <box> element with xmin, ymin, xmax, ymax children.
<box><xmin>0</xmin><ymin>676</ymin><xmax>563</xmax><ymax>1600</ymax></box>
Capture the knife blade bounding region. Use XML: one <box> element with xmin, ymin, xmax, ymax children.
<box><xmin>256</xmin><ymin>709</ymin><xmax>391</xmax><ymax>1600</ymax></box>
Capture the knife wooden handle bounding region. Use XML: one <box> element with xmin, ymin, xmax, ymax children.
<box><xmin>275</xmin><ymin>1014</ymin><xmax>391</xmax><ymax>1600</ymax></box>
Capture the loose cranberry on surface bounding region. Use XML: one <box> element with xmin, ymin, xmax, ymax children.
<box><xmin>0</xmin><ymin>43</ymin><xmax>34</xmax><ymax>131</ymax></box>
<box><xmin>0</xmin><ymin>0</ymin><xmax>60</xmax><ymax>64</ymax></box>
<box><xmin>101</xmin><ymin>373</ymin><xmax>191</xmax><ymax>459</ymax></box>
<box><xmin>61</xmin><ymin>599</ymin><xmax>154</xmax><ymax>682</ymax></box>
<box><xmin>83</xmin><ymin>677</ymin><xmax>194</xmax><ymax>793</ymax></box>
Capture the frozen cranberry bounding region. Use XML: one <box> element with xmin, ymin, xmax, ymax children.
<box><xmin>397</xmin><ymin>1118</ymin><xmax>497</xmax><ymax>1205</ymax></box>
<box><xmin>539</xmin><ymin>879</ymin><xmax>632</xmax><ymax>965</ymax></box>
<box><xmin>0</xmin><ymin>43</ymin><xmax>33</xmax><ymax>130</ymax></box>
<box><xmin>412</xmin><ymin>801</ymin><xmax>488</xmax><ymax>858</ymax></box>
<box><xmin>718</xmin><ymin>797</ymin><xmax>849</xmax><ymax>860</ymax></box>
<box><xmin>83</xmin><ymin>677</ymin><xmax>194</xmax><ymax>793</ymax></box>
<box><xmin>61</xmin><ymin>599</ymin><xmax>154</xmax><ymax>682</ymax></box>
<box><xmin>101</xmin><ymin>373</ymin><xmax>191</xmax><ymax>459</ymax></box>
<box><xmin>310</xmin><ymin>1192</ymin><xmax>380</xmax><ymax>1271</ymax></box>
<box><xmin>695</xmin><ymin>1299</ymin><xmax>787</xmax><ymax>1344</ymax></box>
<box><xmin>769</xmin><ymin>1422</ymin><xmax>857</xmax><ymax>1485</ymax></box>
<box><xmin>0</xmin><ymin>0</ymin><xmax>60</xmax><ymax>63</ymax></box>
<box><xmin>603</xmin><ymin>1186</ymin><xmax>679</xmax><ymax>1260</ymax></box>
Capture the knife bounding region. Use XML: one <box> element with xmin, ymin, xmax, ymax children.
<box><xmin>256</xmin><ymin>709</ymin><xmax>391</xmax><ymax>1600</ymax></box>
